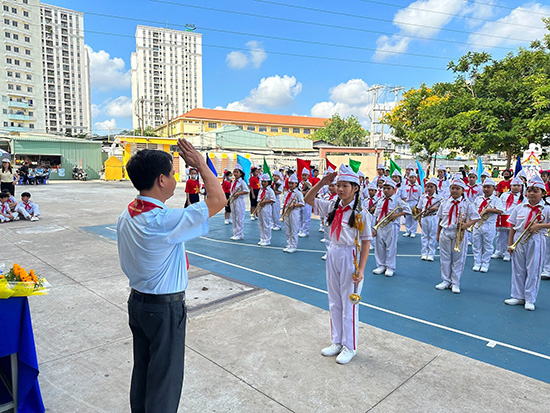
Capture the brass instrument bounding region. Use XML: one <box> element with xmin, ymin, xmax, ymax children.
<box><xmin>280</xmin><ymin>198</ymin><xmax>297</xmax><ymax>221</ymax></box>
<box><xmin>467</xmin><ymin>200</ymin><xmax>492</xmax><ymax>232</ymax></box>
<box><xmin>509</xmin><ymin>212</ymin><xmax>545</xmax><ymax>252</ymax></box>
<box><xmin>373</xmin><ymin>205</ymin><xmax>402</xmax><ymax>231</ymax></box>
<box><xmin>412</xmin><ymin>206</ymin><xmax>420</xmax><ymax>220</ymax></box>
<box><xmin>349</xmin><ymin>283</ymin><xmax>361</xmax><ymax>305</ymax></box>
<box><xmin>227</xmin><ymin>192</ymin><xmax>238</xmax><ymax>204</ymax></box>
<box><xmin>418</xmin><ymin>199</ymin><xmax>442</xmax><ymax>219</ymax></box>
<box><xmin>453</xmin><ymin>213</ymin><xmax>467</xmax><ymax>252</ymax></box>
<box><xmin>300</xmin><ymin>180</ymin><xmax>312</xmax><ymax>194</ymax></box>
<box><xmin>254</xmin><ymin>202</ymin><xmax>265</xmax><ymax>217</ymax></box>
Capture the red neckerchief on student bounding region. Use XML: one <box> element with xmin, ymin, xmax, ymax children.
<box><xmin>328</xmin><ymin>193</ymin><xmax>337</xmax><ymax>200</ymax></box>
<box><xmin>505</xmin><ymin>193</ymin><xmax>516</xmax><ymax>210</ymax></box>
<box><xmin>448</xmin><ymin>199</ymin><xmax>461</xmax><ymax>225</ymax></box>
<box><xmin>283</xmin><ymin>191</ymin><xmax>293</xmax><ymax>208</ymax></box>
<box><xmin>407</xmin><ymin>184</ymin><xmax>417</xmax><ymax>199</ymax></box>
<box><xmin>368</xmin><ymin>197</ymin><xmax>375</xmax><ymax>208</ymax></box>
<box><xmin>260</xmin><ymin>188</ymin><xmax>266</xmax><ymax>200</ymax></box>
<box><xmin>377</xmin><ymin>189</ymin><xmax>382</xmax><ymax>198</ymax></box>
<box><xmin>426</xmin><ymin>196</ymin><xmax>433</xmax><ymax>208</ymax></box>
<box><xmin>128</xmin><ymin>198</ymin><xmax>162</xmax><ymax>218</ymax></box>
<box><xmin>466</xmin><ymin>185</ymin><xmax>477</xmax><ymax>198</ymax></box>
<box><xmin>24</xmin><ymin>201</ymin><xmax>32</xmax><ymax>211</ymax></box>
<box><xmin>331</xmin><ymin>204</ymin><xmax>351</xmax><ymax>241</ymax></box>
<box><xmin>231</xmin><ymin>179</ymin><xmax>238</xmax><ymax>192</ymax></box>
<box><xmin>438</xmin><ymin>179</ymin><xmax>443</xmax><ymax>190</ymax></box>
<box><xmin>380</xmin><ymin>197</ymin><xmax>391</xmax><ymax>218</ymax></box>
<box><xmin>478</xmin><ymin>197</ymin><xmax>489</xmax><ymax>213</ymax></box>
<box><xmin>525</xmin><ymin>204</ymin><xmax>542</xmax><ymax>228</ymax></box>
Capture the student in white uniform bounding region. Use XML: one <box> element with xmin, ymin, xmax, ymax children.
<box><xmin>320</xmin><ymin>176</ymin><xmax>338</xmax><ymax>259</ymax></box>
<box><xmin>282</xmin><ymin>174</ymin><xmax>304</xmax><ymax>253</ymax></box>
<box><xmin>271</xmin><ymin>172</ymin><xmax>284</xmax><ymax>231</ymax></box>
<box><xmin>471</xmin><ymin>178</ymin><xmax>503</xmax><ymax>273</ymax></box>
<box><xmin>435</xmin><ymin>179</ymin><xmax>480</xmax><ymax>294</ymax></box>
<box><xmin>14</xmin><ymin>191</ymin><xmax>40</xmax><ymax>221</ymax></box>
<box><xmin>0</xmin><ymin>192</ymin><xmax>19</xmax><ymax>222</ymax></box>
<box><xmin>372</xmin><ymin>164</ymin><xmax>385</xmax><ymax>186</ymax></box>
<box><xmin>493</xmin><ymin>177</ymin><xmax>523</xmax><ymax>262</ymax></box>
<box><xmin>256</xmin><ymin>174</ymin><xmax>276</xmax><ymax>246</ymax></box>
<box><xmin>305</xmin><ymin>165</ymin><xmax>373</xmax><ymax>365</ymax></box>
<box><xmin>362</xmin><ymin>181</ymin><xmax>379</xmax><ymax>251</ymax></box>
<box><xmin>505</xmin><ymin>175</ymin><xmax>550</xmax><ymax>311</ymax></box>
<box><xmin>417</xmin><ymin>178</ymin><xmax>442</xmax><ymax>261</ymax></box>
<box><xmin>229</xmin><ymin>164</ymin><xmax>249</xmax><ymax>241</ymax></box>
<box><xmin>372</xmin><ymin>179</ymin><xmax>411</xmax><ymax>277</ymax></box>
<box><xmin>436</xmin><ymin>165</ymin><xmax>450</xmax><ymax>199</ymax></box>
<box><xmin>402</xmin><ymin>172</ymin><xmax>421</xmax><ymax>237</ymax></box>
<box><xmin>298</xmin><ymin>170</ymin><xmax>312</xmax><ymax>238</ymax></box>
<box><xmin>480</xmin><ymin>170</ymin><xmax>490</xmax><ymax>184</ymax></box>
<box><xmin>465</xmin><ymin>170</ymin><xmax>482</xmax><ymax>204</ymax></box>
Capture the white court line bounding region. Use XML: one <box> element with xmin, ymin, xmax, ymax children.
<box><xmin>105</xmin><ymin>227</ymin><xmax>116</xmax><ymax>232</ymax></box>
<box><xmin>187</xmin><ymin>250</ymin><xmax>550</xmax><ymax>362</ymax></box>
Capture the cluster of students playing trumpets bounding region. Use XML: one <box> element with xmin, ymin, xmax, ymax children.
<box><xmin>217</xmin><ymin>160</ymin><xmax>550</xmax><ymax>364</ymax></box>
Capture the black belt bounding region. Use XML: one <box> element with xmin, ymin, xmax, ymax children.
<box><xmin>131</xmin><ymin>289</ymin><xmax>185</xmax><ymax>303</ymax></box>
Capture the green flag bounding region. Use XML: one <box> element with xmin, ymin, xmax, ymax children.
<box><xmin>263</xmin><ymin>157</ymin><xmax>272</xmax><ymax>180</ymax></box>
<box><xmin>390</xmin><ymin>159</ymin><xmax>401</xmax><ymax>177</ymax></box>
<box><xmin>349</xmin><ymin>158</ymin><xmax>361</xmax><ymax>173</ymax></box>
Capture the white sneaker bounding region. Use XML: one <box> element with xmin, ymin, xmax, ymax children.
<box><xmin>421</xmin><ymin>255</ymin><xmax>428</xmax><ymax>261</ymax></box>
<box><xmin>321</xmin><ymin>343</ymin><xmax>342</xmax><ymax>357</ymax></box>
<box><xmin>384</xmin><ymin>269</ymin><xmax>394</xmax><ymax>277</ymax></box>
<box><xmin>491</xmin><ymin>253</ymin><xmax>501</xmax><ymax>259</ymax></box>
<box><xmin>320</xmin><ymin>238</ymin><xmax>326</xmax><ymax>243</ymax></box>
<box><xmin>373</xmin><ymin>267</ymin><xmax>386</xmax><ymax>275</ymax></box>
<box><xmin>230</xmin><ymin>236</ymin><xmax>242</xmax><ymax>241</ymax></box>
<box><xmin>504</xmin><ymin>298</ymin><xmax>525</xmax><ymax>306</ymax></box>
<box><xmin>298</xmin><ymin>233</ymin><xmax>308</xmax><ymax>238</ymax></box>
<box><xmin>286</xmin><ymin>248</ymin><xmax>297</xmax><ymax>253</ymax></box>
<box><xmin>228</xmin><ymin>219</ymin><xmax>233</xmax><ymax>224</ymax></box>
<box><xmin>283</xmin><ymin>247</ymin><xmax>289</xmax><ymax>253</ymax></box>
<box><xmin>318</xmin><ymin>227</ymin><xmax>324</xmax><ymax>232</ymax></box>
<box><xmin>480</xmin><ymin>265</ymin><xmax>489</xmax><ymax>273</ymax></box>
<box><xmin>472</xmin><ymin>265</ymin><xmax>481</xmax><ymax>272</ymax></box>
<box><xmin>224</xmin><ymin>219</ymin><xmax>230</xmax><ymax>225</ymax></box>
<box><xmin>258</xmin><ymin>240</ymin><xmax>263</xmax><ymax>245</ymax></box>
<box><xmin>250</xmin><ymin>216</ymin><xmax>256</xmax><ymax>221</ymax></box>
<box><xmin>427</xmin><ymin>256</ymin><xmax>435</xmax><ymax>262</ymax></box>
<box><xmin>503</xmin><ymin>254</ymin><xmax>511</xmax><ymax>262</ymax></box>
<box><xmin>272</xmin><ymin>226</ymin><xmax>281</xmax><ymax>231</ymax></box>
<box><xmin>402</xmin><ymin>232</ymin><xmax>410</xmax><ymax>237</ymax></box>
<box><xmin>262</xmin><ymin>242</ymin><xmax>271</xmax><ymax>246</ymax></box>
<box><xmin>369</xmin><ymin>245</ymin><xmax>374</xmax><ymax>250</ymax></box>
<box><xmin>525</xmin><ymin>302</ymin><xmax>535</xmax><ymax>311</ymax></box>
<box><xmin>451</xmin><ymin>284</ymin><xmax>461</xmax><ymax>294</ymax></box>
<box><xmin>321</xmin><ymin>254</ymin><xmax>327</xmax><ymax>260</ymax></box>
<box><xmin>435</xmin><ymin>281</ymin><xmax>450</xmax><ymax>290</ymax></box>
<box><xmin>468</xmin><ymin>241</ymin><xmax>472</xmax><ymax>246</ymax></box>
<box><xmin>410</xmin><ymin>233</ymin><xmax>416</xmax><ymax>238</ymax></box>
<box><xmin>542</xmin><ymin>271</ymin><xmax>550</xmax><ymax>280</ymax></box>
<box><xmin>13</xmin><ymin>216</ymin><xmax>20</xmax><ymax>221</ymax></box>
<box><xmin>335</xmin><ymin>346</ymin><xmax>356</xmax><ymax>364</ymax></box>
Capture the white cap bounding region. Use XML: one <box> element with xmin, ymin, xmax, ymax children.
<box><xmin>234</xmin><ymin>164</ymin><xmax>243</xmax><ymax>172</ymax></box>
<box><xmin>510</xmin><ymin>177</ymin><xmax>523</xmax><ymax>186</ymax></box>
<box><xmin>377</xmin><ymin>164</ymin><xmax>385</xmax><ymax>169</ymax></box>
<box><xmin>406</xmin><ymin>163</ymin><xmax>414</xmax><ymax>169</ymax></box>
<box><xmin>409</xmin><ymin>171</ymin><xmax>417</xmax><ymax>178</ymax></box>
<box><xmin>357</xmin><ymin>170</ymin><xmax>365</xmax><ymax>178</ymax></box>
<box><xmin>301</xmin><ymin>169</ymin><xmax>310</xmax><ymax>176</ymax></box>
<box><xmin>437</xmin><ymin>165</ymin><xmax>446</xmax><ymax>171</ymax></box>
<box><xmin>527</xmin><ymin>175</ymin><xmax>546</xmax><ymax>190</ymax></box>
<box><xmin>516</xmin><ymin>170</ymin><xmax>527</xmax><ymax>179</ymax></box>
<box><xmin>383</xmin><ymin>179</ymin><xmax>397</xmax><ymax>189</ymax></box>
<box><xmin>450</xmin><ymin>179</ymin><xmax>467</xmax><ymax>190</ymax></box>
<box><xmin>392</xmin><ymin>169</ymin><xmax>402</xmax><ymax>178</ymax></box>
<box><xmin>1</xmin><ymin>158</ymin><xmax>9</xmax><ymax>163</ymax></box>
<box><xmin>337</xmin><ymin>164</ymin><xmax>360</xmax><ymax>185</ymax></box>
<box><xmin>481</xmin><ymin>170</ymin><xmax>490</xmax><ymax>178</ymax></box>
<box><xmin>482</xmin><ymin>178</ymin><xmax>496</xmax><ymax>186</ymax></box>
<box><xmin>368</xmin><ymin>181</ymin><xmax>378</xmax><ymax>190</ymax></box>
<box><xmin>468</xmin><ymin>169</ymin><xmax>478</xmax><ymax>177</ymax></box>
<box><xmin>288</xmin><ymin>174</ymin><xmax>299</xmax><ymax>183</ymax></box>
<box><xmin>260</xmin><ymin>173</ymin><xmax>271</xmax><ymax>181</ymax></box>
<box><xmin>426</xmin><ymin>178</ymin><xmax>439</xmax><ymax>187</ymax></box>
<box><xmin>326</xmin><ymin>166</ymin><xmax>334</xmax><ymax>173</ymax></box>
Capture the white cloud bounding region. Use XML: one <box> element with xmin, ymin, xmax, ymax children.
<box><xmin>104</xmin><ymin>96</ymin><xmax>133</xmax><ymax>118</ymax></box>
<box><xmin>94</xmin><ymin>119</ymin><xmax>118</xmax><ymax>131</ymax></box>
<box><xmin>86</xmin><ymin>46</ymin><xmax>131</xmax><ymax>92</ymax></box>
<box><xmin>216</xmin><ymin>75</ymin><xmax>302</xmax><ymax>112</ymax></box>
<box><xmin>461</xmin><ymin>0</ymin><xmax>495</xmax><ymax>28</ymax></box>
<box><xmin>467</xmin><ymin>4</ymin><xmax>550</xmax><ymax>49</ymax></box>
<box><xmin>225</xmin><ymin>41</ymin><xmax>267</xmax><ymax>69</ymax></box>
<box><xmin>91</xmin><ymin>104</ymin><xmax>101</xmax><ymax>118</ymax></box>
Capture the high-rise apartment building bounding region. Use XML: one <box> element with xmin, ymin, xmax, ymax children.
<box><xmin>1</xmin><ymin>0</ymin><xmax>45</xmax><ymax>134</ymax></box>
<box><xmin>40</xmin><ymin>3</ymin><xmax>91</xmax><ymax>136</ymax></box>
<box><xmin>131</xmin><ymin>25</ymin><xmax>203</xmax><ymax>131</ymax></box>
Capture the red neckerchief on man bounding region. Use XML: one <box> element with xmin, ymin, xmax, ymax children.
<box><xmin>448</xmin><ymin>199</ymin><xmax>461</xmax><ymax>226</ymax></box>
<box><xmin>331</xmin><ymin>204</ymin><xmax>351</xmax><ymax>241</ymax></box>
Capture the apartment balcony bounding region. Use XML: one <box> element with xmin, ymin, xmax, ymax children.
<box><xmin>7</xmin><ymin>100</ymin><xmax>30</xmax><ymax>108</ymax></box>
<box><xmin>8</xmin><ymin>126</ymin><xmax>31</xmax><ymax>132</ymax></box>
<box><xmin>8</xmin><ymin>114</ymin><xmax>31</xmax><ymax>121</ymax></box>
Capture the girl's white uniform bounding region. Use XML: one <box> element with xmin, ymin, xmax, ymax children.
<box><xmin>322</xmin><ymin>193</ymin><xmax>338</xmax><ymax>248</ymax></box>
<box><xmin>230</xmin><ymin>178</ymin><xmax>249</xmax><ymax>239</ymax></box>
<box><xmin>437</xmin><ymin>197</ymin><xmax>480</xmax><ymax>287</ymax></box>
<box><xmin>508</xmin><ymin>201</ymin><xmax>550</xmax><ymax>304</ymax></box>
<box><xmin>283</xmin><ymin>189</ymin><xmax>304</xmax><ymax>249</ymax></box>
<box><xmin>258</xmin><ymin>186</ymin><xmax>276</xmax><ymax>244</ymax></box>
<box><xmin>436</xmin><ymin>178</ymin><xmax>450</xmax><ymax>199</ymax></box>
<box><xmin>417</xmin><ymin>193</ymin><xmax>442</xmax><ymax>258</ymax></box>
<box><xmin>402</xmin><ymin>182</ymin><xmax>421</xmax><ymax>235</ymax></box>
<box><xmin>271</xmin><ymin>181</ymin><xmax>283</xmax><ymax>230</ymax></box>
<box><xmin>465</xmin><ymin>184</ymin><xmax>482</xmax><ymax>204</ymax></box>
<box><xmin>318</xmin><ymin>185</ymin><xmax>330</xmax><ymax>231</ymax></box>
<box><xmin>472</xmin><ymin>194</ymin><xmax>504</xmax><ymax>269</ymax></box>
<box><xmin>298</xmin><ymin>180</ymin><xmax>312</xmax><ymax>236</ymax></box>
<box><xmin>373</xmin><ymin>195</ymin><xmax>411</xmax><ymax>272</ymax></box>
<box><xmin>314</xmin><ymin>198</ymin><xmax>373</xmax><ymax>351</ymax></box>
<box><xmin>495</xmin><ymin>192</ymin><xmax>522</xmax><ymax>259</ymax></box>
<box><xmin>14</xmin><ymin>200</ymin><xmax>40</xmax><ymax>218</ymax></box>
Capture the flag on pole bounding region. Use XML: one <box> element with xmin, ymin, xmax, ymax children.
<box><xmin>262</xmin><ymin>157</ymin><xmax>272</xmax><ymax>180</ymax></box>
<box><xmin>326</xmin><ymin>158</ymin><xmax>336</xmax><ymax>171</ymax></box>
<box><xmin>514</xmin><ymin>155</ymin><xmax>522</xmax><ymax>177</ymax></box>
<box><xmin>206</xmin><ymin>154</ymin><xmax>217</xmax><ymax>176</ymax></box>
<box><xmin>236</xmin><ymin>154</ymin><xmax>252</xmax><ymax>184</ymax></box>
<box><xmin>297</xmin><ymin>158</ymin><xmax>311</xmax><ymax>177</ymax></box>
<box><xmin>389</xmin><ymin>159</ymin><xmax>401</xmax><ymax>177</ymax></box>
<box><xmin>476</xmin><ymin>156</ymin><xmax>483</xmax><ymax>183</ymax></box>
<box><xmin>416</xmin><ymin>160</ymin><xmax>425</xmax><ymax>193</ymax></box>
<box><xmin>349</xmin><ymin>158</ymin><xmax>361</xmax><ymax>173</ymax></box>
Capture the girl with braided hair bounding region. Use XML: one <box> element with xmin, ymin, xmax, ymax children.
<box><xmin>304</xmin><ymin>164</ymin><xmax>373</xmax><ymax>365</ymax></box>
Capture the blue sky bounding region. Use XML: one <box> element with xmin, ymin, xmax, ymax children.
<box><xmin>45</xmin><ymin>0</ymin><xmax>550</xmax><ymax>134</ymax></box>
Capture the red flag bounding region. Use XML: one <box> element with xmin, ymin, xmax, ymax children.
<box><xmin>297</xmin><ymin>158</ymin><xmax>311</xmax><ymax>178</ymax></box>
<box><xmin>326</xmin><ymin>158</ymin><xmax>336</xmax><ymax>171</ymax></box>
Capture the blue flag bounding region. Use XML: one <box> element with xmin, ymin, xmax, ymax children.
<box><xmin>205</xmin><ymin>153</ymin><xmax>217</xmax><ymax>176</ymax></box>
<box><xmin>514</xmin><ymin>155</ymin><xmax>522</xmax><ymax>177</ymax></box>
<box><xmin>415</xmin><ymin>160</ymin><xmax>425</xmax><ymax>193</ymax></box>
<box><xmin>236</xmin><ymin>154</ymin><xmax>251</xmax><ymax>184</ymax></box>
<box><xmin>476</xmin><ymin>156</ymin><xmax>483</xmax><ymax>184</ymax></box>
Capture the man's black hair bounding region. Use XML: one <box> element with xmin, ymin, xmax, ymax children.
<box><xmin>126</xmin><ymin>149</ymin><xmax>173</xmax><ymax>191</ymax></box>
<box><xmin>21</xmin><ymin>192</ymin><xmax>31</xmax><ymax>197</ymax></box>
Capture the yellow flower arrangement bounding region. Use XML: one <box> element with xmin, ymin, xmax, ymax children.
<box><xmin>0</xmin><ymin>263</ymin><xmax>49</xmax><ymax>298</ymax></box>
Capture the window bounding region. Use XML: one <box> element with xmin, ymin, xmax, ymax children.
<box><xmin>8</xmin><ymin>84</ymin><xmax>14</xmax><ymax>90</ymax></box>
<box><xmin>5</xmin><ymin>32</ymin><xmax>10</xmax><ymax>38</ymax></box>
<box><xmin>23</xmin><ymin>11</ymin><xmax>29</xmax><ymax>18</ymax></box>
<box><xmin>259</xmin><ymin>126</ymin><xmax>267</xmax><ymax>132</ymax></box>
<box><xmin>12</xmin><ymin>8</ymin><xmax>17</xmax><ymax>14</ymax></box>
<box><xmin>270</xmin><ymin>127</ymin><xmax>279</xmax><ymax>132</ymax></box>
<box><xmin>25</xmin><ymin>49</ymin><xmax>30</xmax><ymax>55</ymax></box>
<box><xmin>293</xmin><ymin>128</ymin><xmax>300</xmax><ymax>134</ymax></box>
<box><xmin>207</xmin><ymin>122</ymin><xmax>217</xmax><ymax>129</ymax></box>
<box><xmin>27</xmin><ymin>87</ymin><xmax>32</xmax><ymax>92</ymax></box>
<box><xmin>13</xmin><ymin>34</ymin><xmax>18</xmax><ymax>40</ymax></box>
<box><xmin>7</xmin><ymin>71</ymin><xmax>12</xmax><ymax>77</ymax></box>
<box><xmin>4</xmin><ymin>19</ymin><xmax>9</xmax><ymax>24</ymax></box>
<box><xmin>15</xmin><ymin>72</ymin><xmax>20</xmax><ymax>78</ymax></box>
<box><xmin>15</xmin><ymin>85</ymin><xmax>21</xmax><ymax>91</ymax></box>
<box><xmin>29</xmin><ymin>124</ymin><xmax>34</xmax><ymax>129</ymax></box>
<box><xmin>282</xmin><ymin>127</ymin><xmax>289</xmax><ymax>133</ymax></box>
<box><xmin>5</xmin><ymin>45</ymin><xmax>11</xmax><ymax>51</ymax></box>
<box><xmin>26</xmin><ymin>74</ymin><xmax>31</xmax><ymax>80</ymax></box>
<box><xmin>24</xmin><ymin>24</ymin><xmax>29</xmax><ymax>30</ymax></box>
<box><xmin>13</xmin><ymin>47</ymin><xmax>19</xmax><ymax>53</ymax></box>
<box><xmin>6</xmin><ymin>58</ymin><xmax>12</xmax><ymax>64</ymax></box>
<box><xmin>25</xmin><ymin>62</ymin><xmax>31</xmax><ymax>67</ymax></box>
<box><xmin>2</xmin><ymin>109</ymin><xmax>6</xmax><ymax>114</ymax></box>
<box><xmin>3</xmin><ymin>6</ymin><xmax>8</xmax><ymax>12</ymax></box>
<box><xmin>12</xmin><ymin>21</ymin><xmax>17</xmax><ymax>27</ymax></box>
<box><xmin>24</xmin><ymin>37</ymin><xmax>30</xmax><ymax>43</ymax></box>
<box><xmin>303</xmin><ymin>129</ymin><xmax>311</xmax><ymax>134</ymax></box>
<box><xmin>3</xmin><ymin>122</ymin><xmax>7</xmax><ymax>127</ymax></box>
<box><xmin>246</xmin><ymin>125</ymin><xmax>255</xmax><ymax>131</ymax></box>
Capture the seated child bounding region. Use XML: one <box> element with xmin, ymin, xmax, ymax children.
<box><xmin>15</xmin><ymin>191</ymin><xmax>40</xmax><ymax>221</ymax></box>
<box><xmin>0</xmin><ymin>192</ymin><xmax>19</xmax><ymax>222</ymax></box>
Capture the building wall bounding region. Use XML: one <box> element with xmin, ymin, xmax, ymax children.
<box><xmin>131</xmin><ymin>25</ymin><xmax>203</xmax><ymax>131</ymax></box>
<box><xmin>0</xmin><ymin>0</ymin><xmax>46</xmax><ymax>134</ymax></box>
<box><xmin>40</xmin><ymin>3</ymin><xmax>91</xmax><ymax>136</ymax></box>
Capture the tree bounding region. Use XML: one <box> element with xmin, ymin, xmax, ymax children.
<box><xmin>312</xmin><ymin>114</ymin><xmax>367</xmax><ymax>146</ymax></box>
<box><xmin>133</xmin><ymin>126</ymin><xmax>157</xmax><ymax>137</ymax></box>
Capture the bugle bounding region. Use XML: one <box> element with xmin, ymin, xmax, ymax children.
<box><xmin>280</xmin><ymin>198</ymin><xmax>297</xmax><ymax>221</ymax></box>
<box><xmin>453</xmin><ymin>213</ymin><xmax>467</xmax><ymax>252</ymax></box>
<box><xmin>509</xmin><ymin>212</ymin><xmax>545</xmax><ymax>252</ymax></box>
<box><xmin>227</xmin><ymin>192</ymin><xmax>238</xmax><ymax>204</ymax></box>
<box><xmin>467</xmin><ymin>201</ymin><xmax>492</xmax><ymax>232</ymax></box>
<box><xmin>419</xmin><ymin>199</ymin><xmax>441</xmax><ymax>219</ymax></box>
<box><xmin>373</xmin><ymin>205</ymin><xmax>402</xmax><ymax>231</ymax></box>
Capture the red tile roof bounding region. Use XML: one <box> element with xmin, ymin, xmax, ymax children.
<box><xmin>176</xmin><ymin>108</ymin><xmax>329</xmax><ymax>128</ymax></box>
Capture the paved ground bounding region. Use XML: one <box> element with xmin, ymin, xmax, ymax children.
<box><xmin>2</xmin><ymin>180</ymin><xmax>550</xmax><ymax>412</ymax></box>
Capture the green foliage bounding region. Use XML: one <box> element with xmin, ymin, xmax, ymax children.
<box><xmin>133</xmin><ymin>126</ymin><xmax>158</xmax><ymax>137</ymax></box>
<box><xmin>312</xmin><ymin>114</ymin><xmax>367</xmax><ymax>146</ymax></box>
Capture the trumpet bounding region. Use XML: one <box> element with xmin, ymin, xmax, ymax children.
<box><xmin>227</xmin><ymin>192</ymin><xmax>238</xmax><ymax>204</ymax></box>
<box><xmin>509</xmin><ymin>212</ymin><xmax>545</xmax><ymax>252</ymax></box>
<box><xmin>412</xmin><ymin>206</ymin><xmax>421</xmax><ymax>220</ymax></box>
<box><xmin>373</xmin><ymin>205</ymin><xmax>402</xmax><ymax>231</ymax></box>
<box><xmin>453</xmin><ymin>213</ymin><xmax>467</xmax><ymax>252</ymax></box>
<box><xmin>280</xmin><ymin>198</ymin><xmax>297</xmax><ymax>221</ymax></box>
<box><xmin>467</xmin><ymin>201</ymin><xmax>492</xmax><ymax>232</ymax></box>
<box><xmin>415</xmin><ymin>199</ymin><xmax>441</xmax><ymax>220</ymax></box>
